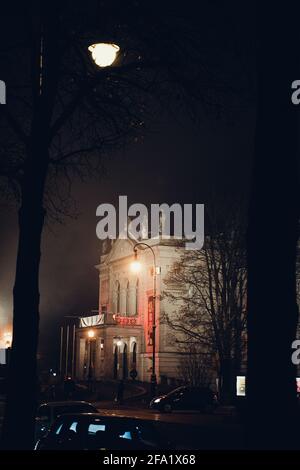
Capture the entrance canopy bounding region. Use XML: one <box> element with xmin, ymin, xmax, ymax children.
<box><xmin>79</xmin><ymin>314</ymin><xmax>104</xmax><ymax>328</ymax></box>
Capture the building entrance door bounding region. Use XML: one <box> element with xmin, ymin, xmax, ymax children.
<box><xmin>123</xmin><ymin>344</ymin><xmax>128</xmax><ymax>379</ymax></box>
<box><xmin>113</xmin><ymin>345</ymin><xmax>118</xmax><ymax>379</ymax></box>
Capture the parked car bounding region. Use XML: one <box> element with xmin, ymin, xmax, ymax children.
<box><xmin>35</xmin><ymin>401</ymin><xmax>98</xmax><ymax>440</ymax></box>
<box><xmin>35</xmin><ymin>413</ymin><xmax>170</xmax><ymax>450</ymax></box>
<box><xmin>150</xmin><ymin>386</ymin><xmax>218</xmax><ymax>413</ymax></box>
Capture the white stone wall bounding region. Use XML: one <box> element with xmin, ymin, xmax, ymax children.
<box><xmin>92</xmin><ymin>237</ymin><xmax>187</xmax><ymax>383</ymax></box>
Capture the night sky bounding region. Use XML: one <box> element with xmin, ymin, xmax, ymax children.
<box><xmin>0</xmin><ymin>110</ymin><xmax>254</xmax><ymax>368</ymax></box>
<box><xmin>0</xmin><ymin>1</ymin><xmax>255</xmax><ymax>369</ymax></box>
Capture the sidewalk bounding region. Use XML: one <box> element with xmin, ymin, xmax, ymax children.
<box><xmin>86</xmin><ymin>379</ymin><xmax>148</xmax><ymax>405</ymax></box>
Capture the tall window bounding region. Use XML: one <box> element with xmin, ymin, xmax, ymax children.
<box><xmin>123</xmin><ymin>343</ymin><xmax>128</xmax><ymax>379</ymax></box>
<box><xmin>125</xmin><ymin>280</ymin><xmax>130</xmax><ymax>316</ymax></box>
<box><xmin>135</xmin><ymin>279</ymin><xmax>139</xmax><ymax>316</ymax></box>
<box><xmin>115</xmin><ymin>281</ymin><xmax>120</xmax><ymax>313</ymax></box>
<box><xmin>113</xmin><ymin>346</ymin><xmax>118</xmax><ymax>379</ymax></box>
<box><xmin>132</xmin><ymin>342</ymin><xmax>137</xmax><ymax>367</ymax></box>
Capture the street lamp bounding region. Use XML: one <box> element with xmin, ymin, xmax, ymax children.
<box><xmin>87</xmin><ymin>329</ymin><xmax>95</xmax><ymax>339</ymax></box>
<box><xmin>130</xmin><ymin>256</ymin><xmax>142</xmax><ymax>274</ymax></box>
<box><xmin>113</xmin><ymin>335</ymin><xmax>122</xmax><ymax>347</ymax></box>
<box><xmin>87</xmin><ymin>329</ymin><xmax>95</xmax><ymax>390</ymax></box>
<box><xmin>131</xmin><ymin>243</ymin><xmax>158</xmax><ymax>398</ymax></box>
<box><xmin>88</xmin><ymin>43</ymin><xmax>120</xmax><ymax>67</ymax></box>
<box><xmin>3</xmin><ymin>332</ymin><xmax>12</xmax><ymax>349</ymax></box>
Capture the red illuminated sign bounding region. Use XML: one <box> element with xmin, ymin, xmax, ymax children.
<box><xmin>115</xmin><ymin>316</ymin><xmax>137</xmax><ymax>326</ymax></box>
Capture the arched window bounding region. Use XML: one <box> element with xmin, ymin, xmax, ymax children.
<box><xmin>125</xmin><ymin>280</ymin><xmax>130</xmax><ymax>316</ymax></box>
<box><xmin>113</xmin><ymin>345</ymin><xmax>118</xmax><ymax>379</ymax></box>
<box><xmin>115</xmin><ymin>281</ymin><xmax>120</xmax><ymax>313</ymax></box>
<box><xmin>135</xmin><ymin>279</ymin><xmax>139</xmax><ymax>316</ymax></box>
<box><xmin>123</xmin><ymin>344</ymin><xmax>128</xmax><ymax>379</ymax></box>
<box><xmin>132</xmin><ymin>342</ymin><xmax>137</xmax><ymax>367</ymax></box>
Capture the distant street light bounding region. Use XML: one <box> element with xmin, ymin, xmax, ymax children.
<box><xmin>87</xmin><ymin>329</ymin><xmax>95</xmax><ymax>339</ymax></box>
<box><xmin>3</xmin><ymin>332</ymin><xmax>12</xmax><ymax>349</ymax></box>
<box><xmin>88</xmin><ymin>43</ymin><xmax>120</xmax><ymax>67</ymax></box>
<box><xmin>113</xmin><ymin>335</ymin><xmax>123</xmax><ymax>348</ymax></box>
<box><xmin>131</xmin><ymin>243</ymin><xmax>158</xmax><ymax>398</ymax></box>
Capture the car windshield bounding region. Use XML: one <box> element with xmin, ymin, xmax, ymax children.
<box><xmin>52</xmin><ymin>417</ymin><xmax>158</xmax><ymax>448</ymax></box>
<box><xmin>53</xmin><ymin>404</ymin><xmax>96</xmax><ymax>419</ymax></box>
<box><xmin>167</xmin><ymin>387</ymin><xmax>186</xmax><ymax>398</ymax></box>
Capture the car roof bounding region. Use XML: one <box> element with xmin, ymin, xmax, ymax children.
<box><xmin>167</xmin><ymin>386</ymin><xmax>187</xmax><ymax>393</ymax></box>
<box><xmin>54</xmin><ymin>413</ymin><xmax>154</xmax><ymax>424</ymax></box>
<box><xmin>170</xmin><ymin>385</ymin><xmax>210</xmax><ymax>391</ymax></box>
<box><xmin>166</xmin><ymin>385</ymin><xmax>211</xmax><ymax>394</ymax></box>
<box><xmin>55</xmin><ymin>413</ymin><xmax>138</xmax><ymax>419</ymax></box>
<box><xmin>39</xmin><ymin>401</ymin><xmax>94</xmax><ymax>407</ymax></box>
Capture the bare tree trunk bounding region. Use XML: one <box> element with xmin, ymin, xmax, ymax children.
<box><xmin>247</xmin><ymin>3</ymin><xmax>299</xmax><ymax>449</ymax></box>
<box><xmin>1</xmin><ymin>151</ymin><xmax>48</xmax><ymax>449</ymax></box>
<box><xmin>219</xmin><ymin>356</ymin><xmax>235</xmax><ymax>404</ymax></box>
<box><xmin>1</xmin><ymin>8</ymin><xmax>60</xmax><ymax>448</ymax></box>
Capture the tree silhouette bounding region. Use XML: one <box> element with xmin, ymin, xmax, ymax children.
<box><xmin>164</xmin><ymin>203</ymin><xmax>247</xmax><ymax>403</ymax></box>
<box><xmin>246</xmin><ymin>3</ymin><xmax>300</xmax><ymax>449</ymax></box>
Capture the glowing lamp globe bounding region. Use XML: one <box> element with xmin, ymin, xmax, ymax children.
<box><xmin>131</xmin><ymin>260</ymin><xmax>141</xmax><ymax>273</ymax></box>
<box><xmin>88</xmin><ymin>43</ymin><xmax>120</xmax><ymax>67</ymax></box>
<box><xmin>87</xmin><ymin>329</ymin><xmax>95</xmax><ymax>339</ymax></box>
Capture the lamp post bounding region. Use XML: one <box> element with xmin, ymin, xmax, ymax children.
<box><xmin>131</xmin><ymin>242</ymin><xmax>158</xmax><ymax>398</ymax></box>
<box><xmin>62</xmin><ymin>315</ymin><xmax>81</xmax><ymax>380</ymax></box>
<box><xmin>87</xmin><ymin>329</ymin><xmax>95</xmax><ymax>390</ymax></box>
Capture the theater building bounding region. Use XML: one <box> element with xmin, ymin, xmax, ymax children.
<box><xmin>75</xmin><ymin>235</ymin><xmax>185</xmax><ymax>384</ymax></box>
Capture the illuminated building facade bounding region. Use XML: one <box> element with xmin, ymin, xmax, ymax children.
<box><xmin>75</xmin><ymin>235</ymin><xmax>185</xmax><ymax>384</ymax></box>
